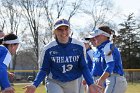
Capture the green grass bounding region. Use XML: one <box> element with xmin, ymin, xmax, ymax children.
<box><xmin>13</xmin><ymin>83</ymin><xmax>140</xmax><ymax>93</ymax></box>
<box><xmin>126</xmin><ymin>83</ymin><xmax>140</xmax><ymax>93</ymax></box>
<box><xmin>13</xmin><ymin>84</ymin><xmax>46</xmax><ymax>93</ymax></box>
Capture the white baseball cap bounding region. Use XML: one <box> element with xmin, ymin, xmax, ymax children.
<box><xmin>54</xmin><ymin>19</ymin><xmax>70</xmax><ymax>30</ymax></box>
<box><xmin>85</xmin><ymin>28</ymin><xmax>111</xmax><ymax>40</ymax></box>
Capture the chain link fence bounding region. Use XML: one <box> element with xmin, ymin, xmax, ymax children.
<box><xmin>8</xmin><ymin>69</ymin><xmax>140</xmax><ymax>84</ymax></box>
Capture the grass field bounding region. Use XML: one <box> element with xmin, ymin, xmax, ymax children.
<box><xmin>13</xmin><ymin>83</ymin><xmax>140</xmax><ymax>93</ymax></box>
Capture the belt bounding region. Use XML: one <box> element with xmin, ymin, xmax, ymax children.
<box><xmin>93</xmin><ymin>75</ymin><xmax>100</xmax><ymax>77</ymax></box>
<box><xmin>109</xmin><ymin>73</ymin><xmax>123</xmax><ymax>77</ymax></box>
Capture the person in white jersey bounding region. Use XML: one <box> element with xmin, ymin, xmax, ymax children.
<box><xmin>85</xmin><ymin>25</ymin><xmax>127</xmax><ymax>93</ymax></box>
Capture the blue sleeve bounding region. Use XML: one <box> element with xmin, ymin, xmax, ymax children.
<box><xmin>33</xmin><ymin>70</ymin><xmax>47</xmax><ymax>87</ymax></box>
<box><xmin>79</xmin><ymin>50</ymin><xmax>94</xmax><ymax>86</ymax></box>
<box><xmin>104</xmin><ymin>62</ymin><xmax>114</xmax><ymax>74</ymax></box>
<box><xmin>0</xmin><ymin>69</ymin><xmax>11</xmax><ymax>90</ymax></box>
<box><xmin>86</xmin><ymin>48</ymin><xmax>93</xmax><ymax>72</ymax></box>
<box><xmin>86</xmin><ymin>54</ymin><xmax>93</xmax><ymax>72</ymax></box>
<box><xmin>33</xmin><ymin>50</ymin><xmax>51</xmax><ymax>87</ymax></box>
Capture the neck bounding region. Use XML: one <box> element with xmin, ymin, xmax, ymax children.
<box><xmin>57</xmin><ymin>37</ymin><xmax>70</xmax><ymax>44</ymax></box>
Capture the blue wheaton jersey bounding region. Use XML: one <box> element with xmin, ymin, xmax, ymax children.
<box><xmin>91</xmin><ymin>49</ymin><xmax>104</xmax><ymax>77</ymax></box>
<box><xmin>97</xmin><ymin>40</ymin><xmax>124</xmax><ymax>76</ymax></box>
<box><xmin>0</xmin><ymin>45</ymin><xmax>11</xmax><ymax>90</ymax></box>
<box><xmin>33</xmin><ymin>38</ymin><xmax>94</xmax><ymax>87</ymax></box>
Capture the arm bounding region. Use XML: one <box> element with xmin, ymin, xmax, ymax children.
<box><xmin>7</xmin><ymin>71</ymin><xmax>15</xmax><ymax>80</ymax></box>
<box><xmin>0</xmin><ymin>47</ymin><xmax>13</xmax><ymax>91</ymax></box>
<box><xmin>96</xmin><ymin>43</ymin><xmax>115</xmax><ymax>84</ymax></box>
<box><xmin>96</xmin><ymin>62</ymin><xmax>114</xmax><ymax>86</ymax></box>
<box><xmin>23</xmin><ymin>70</ymin><xmax>48</xmax><ymax>93</ymax></box>
<box><xmin>1</xmin><ymin>87</ymin><xmax>15</xmax><ymax>93</ymax></box>
<box><xmin>33</xmin><ymin>48</ymin><xmax>52</xmax><ymax>87</ymax></box>
<box><xmin>23</xmin><ymin>48</ymin><xmax>51</xmax><ymax>93</ymax></box>
<box><xmin>80</xmin><ymin>45</ymin><xmax>94</xmax><ymax>86</ymax></box>
<box><xmin>86</xmin><ymin>50</ymin><xmax>93</xmax><ymax>72</ymax></box>
<box><xmin>0</xmin><ymin>69</ymin><xmax>11</xmax><ymax>90</ymax></box>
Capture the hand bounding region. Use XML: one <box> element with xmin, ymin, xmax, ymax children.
<box><xmin>95</xmin><ymin>78</ymin><xmax>104</xmax><ymax>87</ymax></box>
<box><xmin>89</xmin><ymin>84</ymin><xmax>103</xmax><ymax>93</ymax></box>
<box><xmin>8</xmin><ymin>72</ymin><xmax>15</xmax><ymax>80</ymax></box>
<box><xmin>2</xmin><ymin>87</ymin><xmax>15</xmax><ymax>93</ymax></box>
<box><xmin>82</xmin><ymin>80</ymin><xmax>87</xmax><ymax>85</ymax></box>
<box><xmin>23</xmin><ymin>85</ymin><xmax>36</xmax><ymax>93</ymax></box>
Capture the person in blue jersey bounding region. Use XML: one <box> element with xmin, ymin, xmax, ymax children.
<box><xmin>85</xmin><ymin>26</ymin><xmax>127</xmax><ymax>93</ymax></box>
<box><xmin>0</xmin><ymin>31</ymin><xmax>15</xmax><ymax>84</ymax></box>
<box><xmin>0</xmin><ymin>33</ymin><xmax>19</xmax><ymax>93</ymax></box>
<box><xmin>79</xmin><ymin>39</ymin><xmax>94</xmax><ymax>93</ymax></box>
<box><xmin>23</xmin><ymin>19</ymin><xmax>102</xmax><ymax>93</ymax></box>
<box><xmin>82</xmin><ymin>39</ymin><xmax>93</xmax><ymax>72</ymax></box>
<box><xmin>82</xmin><ymin>39</ymin><xmax>105</xmax><ymax>93</ymax></box>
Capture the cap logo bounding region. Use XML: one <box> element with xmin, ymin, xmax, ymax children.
<box><xmin>54</xmin><ymin>19</ymin><xmax>70</xmax><ymax>28</ymax></box>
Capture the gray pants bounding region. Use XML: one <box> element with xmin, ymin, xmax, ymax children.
<box><xmin>46</xmin><ymin>78</ymin><xmax>79</xmax><ymax>93</ymax></box>
<box><xmin>104</xmin><ymin>75</ymin><xmax>127</xmax><ymax>93</ymax></box>
<box><xmin>78</xmin><ymin>76</ymin><xmax>87</xmax><ymax>93</ymax></box>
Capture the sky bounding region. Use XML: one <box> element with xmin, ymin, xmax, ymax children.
<box><xmin>114</xmin><ymin>0</ymin><xmax>140</xmax><ymax>16</ymax></box>
<box><xmin>70</xmin><ymin>0</ymin><xmax>140</xmax><ymax>38</ymax></box>
<box><xmin>71</xmin><ymin>0</ymin><xmax>140</xmax><ymax>30</ymax></box>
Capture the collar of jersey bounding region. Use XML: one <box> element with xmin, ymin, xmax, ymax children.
<box><xmin>56</xmin><ymin>37</ymin><xmax>72</xmax><ymax>47</ymax></box>
<box><xmin>97</xmin><ymin>40</ymin><xmax>110</xmax><ymax>50</ymax></box>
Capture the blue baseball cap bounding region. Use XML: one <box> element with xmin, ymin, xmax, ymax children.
<box><xmin>54</xmin><ymin>19</ymin><xmax>70</xmax><ymax>30</ymax></box>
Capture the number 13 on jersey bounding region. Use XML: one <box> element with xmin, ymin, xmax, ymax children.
<box><xmin>62</xmin><ymin>64</ymin><xmax>73</xmax><ymax>73</ymax></box>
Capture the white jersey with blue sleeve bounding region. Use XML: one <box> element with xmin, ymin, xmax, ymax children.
<box><xmin>100</xmin><ymin>40</ymin><xmax>124</xmax><ymax>76</ymax></box>
<box><xmin>99</xmin><ymin>40</ymin><xmax>127</xmax><ymax>93</ymax></box>
<box><xmin>33</xmin><ymin>38</ymin><xmax>94</xmax><ymax>87</ymax></box>
<box><xmin>0</xmin><ymin>45</ymin><xmax>12</xmax><ymax>90</ymax></box>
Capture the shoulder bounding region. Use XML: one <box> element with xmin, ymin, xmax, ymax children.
<box><xmin>43</xmin><ymin>40</ymin><xmax>57</xmax><ymax>51</ymax></box>
<box><xmin>102</xmin><ymin>42</ymin><xmax>118</xmax><ymax>56</ymax></box>
<box><xmin>0</xmin><ymin>45</ymin><xmax>8</xmax><ymax>53</ymax></box>
<box><xmin>0</xmin><ymin>45</ymin><xmax>10</xmax><ymax>59</ymax></box>
<box><xmin>71</xmin><ymin>38</ymin><xmax>84</xmax><ymax>47</ymax></box>
<box><xmin>102</xmin><ymin>42</ymin><xmax>113</xmax><ymax>55</ymax></box>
